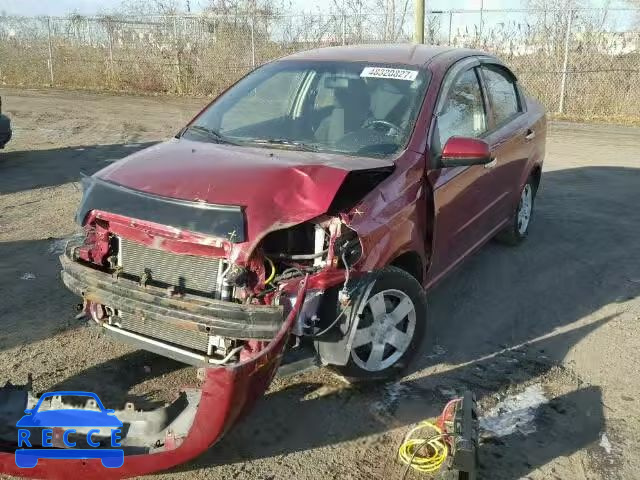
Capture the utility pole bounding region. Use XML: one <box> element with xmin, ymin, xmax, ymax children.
<box><xmin>479</xmin><ymin>0</ymin><xmax>484</xmax><ymax>40</ymax></box>
<box><xmin>414</xmin><ymin>0</ymin><xmax>424</xmax><ymax>43</ymax></box>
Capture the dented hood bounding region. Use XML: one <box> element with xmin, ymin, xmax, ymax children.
<box><xmin>94</xmin><ymin>138</ymin><xmax>393</xmax><ymax>243</ymax></box>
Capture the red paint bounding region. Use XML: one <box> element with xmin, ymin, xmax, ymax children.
<box><xmin>47</xmin><ymin>45</ymin><xmax>546</xmax><ymax>478</ymax></box>
<box><xmin>441</xmin><ymin>136</ymin><xmax>491</xmax><ymax>161</ymax></box>
<box><xmin>0</xmin><ymin>278</ymin><xmax>308</xmax><ymax>479</ymax></box>
<box><xmin>97</xmin><ymin>139</ymin><xmax>392</xmax><ymax>262</ymax></box>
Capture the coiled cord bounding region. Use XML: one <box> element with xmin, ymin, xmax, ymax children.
<box><xmin>398</xmin><ymin>398</ymin><xmax>462</xmax><ymax>478</ymax></box>
<box><xmin>398</xmin><ymin>422</ymin><xmax>449</xmax><ymax>475</ymax></box>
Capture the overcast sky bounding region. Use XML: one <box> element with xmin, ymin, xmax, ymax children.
<box><xmin>0</xmin><ymin>0</ymin><xmax>630</xmax><ymax>16</ymax></box>
<box><xmin>0</xmin><ymin>0</ymin><xmax>574</xmax><ymax>16</ymax></box>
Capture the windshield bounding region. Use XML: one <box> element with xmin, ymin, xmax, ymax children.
<box><xmin>183</xmin><ymin>60</ymin><xmax>430</xmax><ymax>158</ymax></box>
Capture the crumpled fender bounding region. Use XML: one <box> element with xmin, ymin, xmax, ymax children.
<box><xmin>0</xmin><ymin>277</ymin><xmax>308</xmax><ymax>479</ymax></box>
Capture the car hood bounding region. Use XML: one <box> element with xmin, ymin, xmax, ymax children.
<box><xmin>95</xmin><ymin>138</ymin><xmax>393</xmax><ymax>243</ymax></box>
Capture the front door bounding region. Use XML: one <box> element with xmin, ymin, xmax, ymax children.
<box><xmin>425</xmin><ymin>62</ymin><xmax>499</xmax><ymax>286</ymax></box>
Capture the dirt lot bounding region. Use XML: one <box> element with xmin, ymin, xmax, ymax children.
<box><xmin>0</xmin><ymin>88</ymin><xmax>639</xmax><ymax>480</ymax></box>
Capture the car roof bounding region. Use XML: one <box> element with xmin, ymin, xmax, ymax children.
<box><xmin>280</xmin><ymin>44</ymin><xmax>491</xmax><ymax>68</ymax></box>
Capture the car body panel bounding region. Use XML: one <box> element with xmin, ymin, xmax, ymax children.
<box><xmin>422</xmin><ymin>55</ymin><xmax>545</xmax><ymax>286</ymax></box>
<box><xmin>96</xmin><ymin>138</ymin><xmax>394</xmax><ymax>259</ymax></box>
<box><xmin>0</xmin><ymin>277</ymin><xmax>308</xmax><ymax>479</ymax></box>
<box><xmin>45</xmin><ymin>45</ymin><xmax>545</xmax><ymax>478</ymax></box>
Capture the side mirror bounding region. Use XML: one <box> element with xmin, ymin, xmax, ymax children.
<box><xmin>440</xmin><ymin>136</ymin><xmax>492</xmax><ymax>168</ymax></box>
<box><xmin>23</xmin><ymin>409</ymin><xmax>33</xmax><ymax>415</ymax></box>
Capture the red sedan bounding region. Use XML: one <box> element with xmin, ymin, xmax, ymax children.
<box><xmin>1</xmin><ymin>45</ymin><xmax>546</xmax><ymax>478</ymax></box>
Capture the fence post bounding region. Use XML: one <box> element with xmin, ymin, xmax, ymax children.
<box><xmin>414</xmin><ymin>0</ymin><xmax>424</xmax><ymax>43</ymax></box>
<box><xmin>250</xmin><ymin>15</ymin><xmax>256</xmax><ymax>69</ymax></box>
<box><xmin>46</xmin><ymin>16</ymin><xmax>54</xmax><ymax>86</ymax></box>
<box><xmin>558</xmin><ymin>10</ymin><xmax>573</xmax><ymax>114</ymax></box>
<box><xmin>173</xmin><ymin>16</ymin><xmax>183</xmax><ymax>94</ymax></box>
<box><xmin>107</xmin><ymin>19</ymin><xmax>115</xmax><ymax>85</ymax></box>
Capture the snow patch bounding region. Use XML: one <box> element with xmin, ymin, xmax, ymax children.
<box><xmin>599</xmin><ymin>432</ymin><xmax>612</xmax><ymax>454</ymax></box>
<box><xmin>480</xmin><ymin>384</ymin><xmax>547</xmax><ymax>437</ymax></box>
<box><xmin>20</xmin><ymin>273</ymin><xmax>36</xmax><ymax>280</ymax></box>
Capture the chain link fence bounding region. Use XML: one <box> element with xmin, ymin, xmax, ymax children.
<box><xmin>0</xmin><ymin>8</ymin><xmax>638</xmax><ymax>121</ymax></box>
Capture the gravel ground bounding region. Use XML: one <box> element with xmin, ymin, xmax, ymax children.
<box><xmin>0</xmin><ymin>88</ymin><xmax>639</xmax><ymax>480</ymax></box>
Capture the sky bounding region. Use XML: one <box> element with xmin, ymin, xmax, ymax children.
<box><xmin>0</xmin><ymin>0</ymin><xmax>573</xmax><ymax>16</ymax></box>
<box><xmin>0</xmin><ymin>0</ymin><xmax>631</xmax><ymax>16</ymax></box>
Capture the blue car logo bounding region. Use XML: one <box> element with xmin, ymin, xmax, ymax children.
<box><xmin>15</xmin><ymin>391</ymin><xmax>124</xmax><ymax>468</ymax></box>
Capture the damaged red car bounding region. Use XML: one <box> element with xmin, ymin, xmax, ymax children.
<box><xmin>0</xmin><ymin>45</ymin><xmax>545</xmax><ymax>478</ymax></box>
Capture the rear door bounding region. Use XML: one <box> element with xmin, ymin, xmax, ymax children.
<box><xmin>477</xmin><ymin>63</ymin><xmax>532</xmax><ymax>223</ymax></box>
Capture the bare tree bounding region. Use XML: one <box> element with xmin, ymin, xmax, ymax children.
<box><xmin>118</xmin><ymin>0</ymin><xmax>182</xmax><ymax>15</ymax></box>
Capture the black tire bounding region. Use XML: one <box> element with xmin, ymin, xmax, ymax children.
<box><xmin>334</xmin><ymin>266</ymin><xmax>427</xmax><ymax>381</ymax></box>
<box><xmin>495</xmin><ymin>176</ymin><xmax>537</xmax><ymax>246</ymax></box>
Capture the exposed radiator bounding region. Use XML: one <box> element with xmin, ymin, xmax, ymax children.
<box><xmin>119</xmin><ymin>312</ymin><xmax>210</xmax><ymax>353</ymax></box>
<box><xmin>118</xmin><ymin>237</ymin><xmax>224</xmax><ymax>297</ymax></box>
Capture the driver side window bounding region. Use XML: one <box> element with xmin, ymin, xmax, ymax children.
<box><xmin>437</xmin><ymin>68</ymin><xmax>487</xmax><ymax>149</ymax></box>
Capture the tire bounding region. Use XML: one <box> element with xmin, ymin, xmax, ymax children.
<box><xmin>495</xmin><ymin>176</ymin><xmax>536</xmax><ymax>246</ymax></box>
<box><xmin>335</xmin><ymin>266</ymin><xmax>427</xmax><ymax>381</ymax></box>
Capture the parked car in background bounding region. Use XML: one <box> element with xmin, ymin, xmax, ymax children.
<box><xmin>0</xmin><ymin>97</ymin><xmax>11</xmax><ymax>149</ymax></box>
<box><xmin>54</xmin><ymin>44</ymin><xmax>545</xmax><ymax>476</ymax></box>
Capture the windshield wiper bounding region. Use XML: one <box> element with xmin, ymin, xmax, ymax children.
<box><xmin>181</xmin><ymin>125</ymin><xmax>239</xmax><ymax>145</ymax></box>
<box><xmin>249</xmin><ymin>138</ymin><xmax>319</xmax><ymax>152</ymax></box>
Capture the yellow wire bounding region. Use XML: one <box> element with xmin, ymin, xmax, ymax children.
<box><xmin>265</xmin><ymin>257</ymin><xmax>276</xmax><ymax>285</ymax></box>
<box><xmin>398</xmin><ymin>421</ymin><xmax>449</xmax><ymax>474</ymax></box>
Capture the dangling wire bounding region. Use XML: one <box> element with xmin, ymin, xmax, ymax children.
<box><xmin>265</xmin><ymin>256</ymin><xmax>276</xmax><ymax>285</ymax></box>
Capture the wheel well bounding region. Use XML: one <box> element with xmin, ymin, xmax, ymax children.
<box><xmin>530</xmin><ymin>166</ymin><xmax>542</xmax><ymax>194</ymax></box>
<box><xmin>390</xmin><ymin>251</ymin><xmax>423</xmax><ymax>284</ymax></box>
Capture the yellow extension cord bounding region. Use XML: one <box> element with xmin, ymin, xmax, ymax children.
<box><xmin>397</xmin><ymin>420</ymin><xmax>449</xmax><ymax>475</ymax></box>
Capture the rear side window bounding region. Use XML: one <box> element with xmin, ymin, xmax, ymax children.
<box><xmin>437</xmin><ymin>68</ymin><xmax>487</xmax><ymax>148</ymax></box>
<box><xmin>481</xmin><ymin>66</ymin><xmax>521</xmax><ymax>125</ymax></box>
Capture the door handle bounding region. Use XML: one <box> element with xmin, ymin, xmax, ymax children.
<box><xmin>525</xmin><ymin>129</ymin><xmax>536</xmax><ymax>141</ymax></box>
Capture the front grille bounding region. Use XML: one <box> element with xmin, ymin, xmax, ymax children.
<box><xmin>118</xmin><ymin>237</ymin><xmax>224</xmax><ymax>297</ymax></box>
<box><xmin>119</xmin><ymin>312</ymin><xmax>209</xmax><ymax>352</ymax></box>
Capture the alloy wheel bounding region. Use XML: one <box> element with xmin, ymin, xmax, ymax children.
<box><xmin>351</xmin><ymin>289</ymin><xmax>417</xmax><ymax>372</ymax></box>
<box><xmin>517</xmin><ymin>184</ymin><xmax>533</xmax><ymax>235</ymax></box>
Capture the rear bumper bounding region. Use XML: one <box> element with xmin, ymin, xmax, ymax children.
<box><xmin>60</xmin><ymin>247</ymin><xmax>285</xmax><ymax>364</ymax></box>
<box><xmin>0</xmin><ymin>114</ymin><xmax>11</xmax><ymax>148</ymax></box>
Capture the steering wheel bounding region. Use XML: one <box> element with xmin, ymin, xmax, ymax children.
<box><xmin>363</xmin><ymin>119</ymin><xmax>402</xmax><ymax>133</ymax></box>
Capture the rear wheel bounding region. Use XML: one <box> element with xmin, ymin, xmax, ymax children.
<box><xmin>335</xmin><ymin>267</ymin><xmax>426</xmax><ymax>381</ymax></box>
<box><xmin>495</xmin><ymin>177</ymin><xmax>536</xmax><ymax>246</ymax></box>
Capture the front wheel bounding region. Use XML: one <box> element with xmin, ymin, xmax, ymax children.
<box><xmin>495</xmin><ymin>176</ymin><xmax>536</xmax><ymax>246</ymax></box>
<box><xmin>335</xmin><ymin>267</ymin><xmax>427</xmax><ymax>381</ymax></box>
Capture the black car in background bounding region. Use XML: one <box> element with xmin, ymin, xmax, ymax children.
<box><xmin>0</xmin><ymin>96</ymin><xmax>12</xmax><ymax>149</ymax></box>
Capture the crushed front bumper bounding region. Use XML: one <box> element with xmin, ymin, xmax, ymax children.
<box><xmin>0</xmin><ymin>276</ymin><xmax>308</xmax><ymax>479</ymax></box>
<box><xmin>60</xmin><ymin>248</ymin><xmax>285</xmax><ymax>365</ymax></box>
